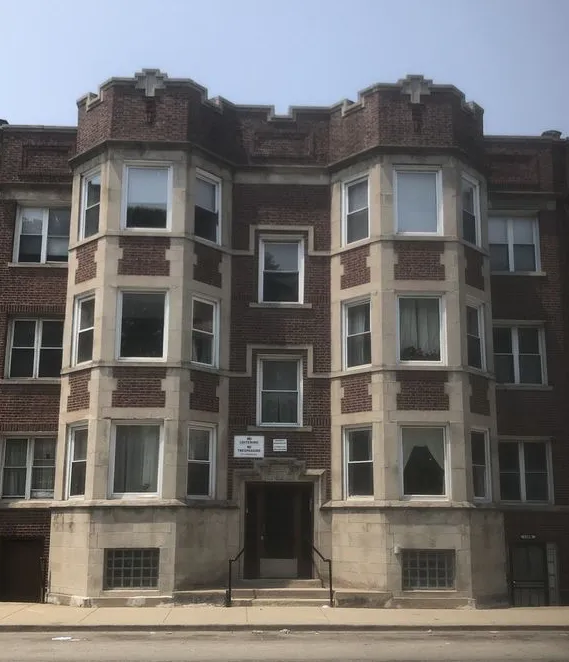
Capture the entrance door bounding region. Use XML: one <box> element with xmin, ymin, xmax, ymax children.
<box><xmin>510</xmin><ymin>544</ymin><xmax>548</xmax><ymax>606</ymax></box>
<box><xmin>244</xmin><ymin>483</ymin><xmax>312</xmax><ymax>580</ymax></box>
<box><xmin>0</xmin><ymin>538</ymin><xmax>45</xmax><ymax>602</ymax></box>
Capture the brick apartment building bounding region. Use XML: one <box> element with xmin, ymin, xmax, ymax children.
<box><xmin>0</xmin><ymin>70</ymin><xmax>567</xmax><ymax>607</ymax></box>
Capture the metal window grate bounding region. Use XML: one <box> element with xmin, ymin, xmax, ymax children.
<box><xmin>402</xmin><ymin>549</ymin><xmax>455</xmax><ymax>590</ymax></box>
<box><xmin>104</xmin><ymin>548</ymin><xmax>159</xmax><ymax>589</ymax></box>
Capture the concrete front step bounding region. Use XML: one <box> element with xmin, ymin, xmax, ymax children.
<box><xmin>232</xmin><ymin>598</ymin><xmax>330</xmax><ymax>607</ymax></box>
<box><xmin>234</xmin><ymin>579</ymin><xmax>323</xmax><ymax>589</ymax></box>
<box><xmin>174</xmin><ymin>587</ymin><xmax>332</xmax><ymax>606</ymax></box>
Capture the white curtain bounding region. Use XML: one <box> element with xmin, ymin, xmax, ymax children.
<box><xmin>115</xmin><ymin>426</ymin><xmax>159</xmax><ymax>493</ymax></box>
<box><xmin>397</xmin><ymin>172</ymin><xmax>437</xmax><ymax>232</ymax></box>
<box><xmin>347</xmin><ymin>304</ymin><xmax>370</xmax><ymax>365</ymax></box>
<box><xmin>403</xmin><ymin>428</ymin><xmax>445</xmax><ymax>470</ymax></box>
<box><xmin>400</xmin><ymin>298</ymin><xmax>439</xmax><ymax>359</ymax></box>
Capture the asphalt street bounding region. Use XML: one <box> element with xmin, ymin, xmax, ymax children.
<box><xmin>0</xmin><ymin>630</ymin><xmax>567</xmax><ymax>661</ymax></box>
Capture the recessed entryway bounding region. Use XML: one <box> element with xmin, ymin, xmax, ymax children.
<box><xmin>244</xmin><ymin>482</ymin><xmax>313</xmax><ymax>580</ymax></box>
<box><xmin>0</xmin><ymin>537</ymin><xmax>45</xmax><ymax>602</ymax></box>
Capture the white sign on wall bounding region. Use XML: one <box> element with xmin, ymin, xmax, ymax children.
<box><xmin>273</xmin><ymin>438</ymin><xmax>287</xmax><ymax>452</ymax></box>
<box><xmin>234</xmin><ymin>435</ymin><xmax>265</xmax><ymax>458</ymax></box>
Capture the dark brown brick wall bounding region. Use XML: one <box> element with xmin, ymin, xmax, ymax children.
<box><xmin>504</xmin><ymin>511</ymin><xmax>569</xmax><ymax>605</ymax></box>
<box><xmin>397</xmin><ymin>371</ymin><xmax>449</xmax><ymax>410</ymax></box>
<box><xmin>394</xmin><ymin>241</ymin><xmax>444</xmax><ymax>280</ymax></box>
<box><xmin>190</xmin><ymin>370</ymin><xmax>219</xmax><ymax>413</ymax></box>
<box><xmin>470</xmin><ymin>374</ymin><xmax>490</xmax><ymax>415</ymax></box>
<box><xmin>464</xmin><ymin>245</ymin><xmax>485</xmax><ymax>290</ymax></box>
<box><xmin>112</xmin><ymin>367</ymin><xmax>166</xmax><ymax>407</ymax></box>
<box><xmin>341</xmin><ymin>374</ymin><xmax>372</xmax><ymax>413</ymax></box>
<box><xmin>193</xmin><ymin>243</ymin><xmax>222</xmax><ymax>288</ymax></box>
<box><xmin>75</xmin><ymin>241</ymin><xmax>97</xmax><ymax>284</ymax></box>
<box><xmin>67</xmin><ymin>370</ymin><xmax>91</xmax><ymax>412</ymax></box>
<box><xmin>118</xmin><ymin>236</ymin><xmax>170</xmax><ymax>276</ymax></box>
<box><xmin>0</xmin><ymin>384</ymin><xmax>60</xmax><ymax>432</ymax></box>
<box><xmin>340</xmin><ymin>245</ymin><xmax>370</xmax><ymax>289</ymax></box>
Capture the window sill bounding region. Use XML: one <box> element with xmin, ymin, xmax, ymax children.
<box><xmin>396</xmin><ymin>362</ymin><xmax>447</xmax><ymax>370</ymax></box>
<box><xmin>0</xmin><ymin>499</ymin><xmax>54</xmax><ymax>508</ymax></box>
<box><xmin>496</xmin><ymin>384</ymin><xmax>552</xmax><ymax>391</ymax></box>
<box><xmin>499</xmin><ymin>501</ymin><xmax>554</xmax><ymax>508</ymax></box>
<box><xmin>193</xmin><ymin>234</ymin><xmax>222</xmax><ymax>248</ymax></box>
<box><xmin>392</xmin><ymin>233</ymin><xmax>443</xmax><ymax>241</ymax></box>
<box><xmin>491</xmin><ymin>271</ymin><xmax>547</xmax><ymax>277</ymax></box>
<box><xmin>119</xmin><ymin>227</ymin><xmax>171</xmax><ymax>234</ymax></box>
<box><xmin>247</xmin><ymin>425</ymin><xmax>312</xmax><ymax>432</ymax></box>
<box><xmin>249</xmin><ymin>302</ymin><xmax>313</xmax><ymax>309</ymax></box>
<box><xmin>0</xmin><ymin>378</ymin><xmax>60</xmax><ymax>385</ymax></box>
<box><xmin>7</xmin><ymin>262</ymin><xmax>68</xmax><ymax>269</ymax></box>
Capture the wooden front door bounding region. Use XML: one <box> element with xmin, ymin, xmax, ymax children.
<box><xmin>0</xmin><ymin>538</ymin><xmax>45</xmax><ymax>602</ymax></box>
<box><xmin>244</xmin><ymin>483</ymin><xmax>312</xmax><ymax>580</ymax></box>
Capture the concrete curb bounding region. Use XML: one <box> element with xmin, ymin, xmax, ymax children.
<box><xmin>0</xmin><ymin>624</ymin><xmax>567</xmax><ymax>633</ymax></box>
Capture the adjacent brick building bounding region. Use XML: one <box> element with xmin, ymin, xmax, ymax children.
<box><xmin>0</xmin><ymin>71</ymin><xmax>567</xmax><ymax>607</ymax></box>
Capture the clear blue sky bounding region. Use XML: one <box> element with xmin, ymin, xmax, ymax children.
<box><xmin>1</xmin><ymin>0</ymin><xmax>567</xmax><ymax>136</ymax></box>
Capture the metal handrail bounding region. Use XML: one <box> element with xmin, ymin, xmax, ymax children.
<box><xmin>309</xmin><ymin>543</ymin><xmax>334</xmax><ymax>607</ymax></box>
<box><xmin>225</xmin><ymin>546</ymin><xmax>245</xmax><ymax>607</ymax></box>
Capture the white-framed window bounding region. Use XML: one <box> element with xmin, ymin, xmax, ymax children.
<box><xmin>73</xmin><ymin>296</ymin><xmax>95</xmax><ymax>365</ymax></box>
<box><xmin>191</xmin><ymin>297</ymin><xmax>218</xmax><ymax>367</ymax></box>
<box><xmin>122</xmin><ymin>165</ymin><xmax>171</xmax><ymax>230</ymax></box>
<box><xmin>67</xmin><ymin>426</ymin><xmax>88</xmax><ymax>498</ymax></box>
<box><xmin>343</xmin><ymin>299</ymin><xmax>371</xmax><ymax>368</ymax></box>
<box><xmin>187</xmin><ymin>425</ymin><xmax>215</xmax><ymax>498</ymax></box>
<box><xmin>342</xmin><ymin>176</ymin><xmax>369</xmax><ymax>244</ymax></box>
<box><xmin>1</xmin><ymin>437</ymin><xmax>56</xmax><ymax>499</ymax></box>
<box><xmin>499</xmin><ymin>440</ymin><xmax>552</xmax><ymax>503</ymax></box>
<box><xmin>395</xmin><ymin>169</ymin><xmax>442</xmax><ymax>234</ymax></box>
<box><xmin>401</xmin><ymin>426</ymin><xmax>447</xmax><ymax>498</ymax></box>
<box><xmin>259</xmin><ymin>239</ymin><xmax>304</xmax><ymax>304</ymax></box>
<box><xmin>14</xmin><ymin>207</ymin><xmax>70</xmax><ymax>263</ymax></box>
<box><xmin>398</xmin><ymin>296</ymin><xmax>443</xmax><ymax>363</ymax></box>
<box><xmin>493</xmin><ymin>325</ymin><xmax>546</xmax><ymax>385</ymax></box>
<box><xmin>257</xmin><ymin>357</ymin><xmax>301</xmax><ymax>426</ymax></box>
<box><xmin>194</xmin><ymin>171</ymin><xmax>221</xmax><ymax>244</ymax></box>
<box><xmin>466</xmin><ymin>303</ymin><xmax>485</xmax><ymax>370</ymax></box>
<box><xmin>344</xmin><ymin>427</ymin><xmax>373</xmax><ymax>498</ymax></box>
<box><xmin>80</xmin><ymin>171</ymin><xmax>101</xmax><ymax>239</ymax></box>
<box><xmin>471</xmin><ymin>429</ymin><xmax>490</xmax><ymax>501</ymax></box>
<box><xmin>6</xmin><ymin>319</ymin><xmax>63</xmax><ymax>378</ymax></box>
<box><xmin>402</xmin><ymin>550</ymin><xmax>455</xmax><ymax>590</ymax></box>
<box><xmin>117</xmin><ymin>291</ymin><xmax>167</xmax><ymax>360</ymax></box>
<box><xmin>104</xmin><ymin>548</ymin><xmax>159</xmax><ymax>589</ymax></box>
<box><xmin>489</xmin><ymin>216</ymin><xmax>540</xmax><ymax>272</ymax></box>
<box><xmin>461</xmin><ymin>175</ymin><xmax>480</xmax><ymax>246</ymax></box>
<box><xmin>110</xmin><ymin>423</ymin><xmax>162</xmax><ymax>497</ymax></box>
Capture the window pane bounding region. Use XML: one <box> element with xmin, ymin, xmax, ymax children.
<box><xmin>187</xmin><ymin>463</ymin><xmax>210</xmax><ymax>496</ymax></box>
<box><xmin>104</xmin><ymin>548</ymin><xmax>159</xmax><ymax>589</ymax></box>
<box><xmin>346</xmin><ymin>209</ymin><xmax>369</xmax><ymax>243</ymax></box>
<box><xmin>2</xmin><ymin>468</ymin><xmax>26</xmax><ymax>497</ymax></box>
<box><xmin>519</xmin><ymin>355</ymin><xmax>542</xmax><ymax>384</ymax></box>
<box><xmin>10</xmin><ymin>349</ymin><xmax>34</xmax><ymax>377</ymax></box>
<box><xmin>188</xmin><ymin>429</ymin><xmax>210</xmax><ymax>461</ymax></box>
<box><xmin>493</xmin><ymin>327</ymin><xmax>512</xmax><ymax>353</ymax></box>
<box><xmin>518</xmin><ymin>328</ymin><xmax>539</xmax><ymax>354</ymax></box>
<box><xmin>31</xmin><ymin>467</ymin><xmax>55</xmax><ymax>494</ymax></box>
<box><xmin>38</xmin><ymin>348</ymin><xmax>62</xmax><ymax>377</ymax></box>
<box><xmin>347</xmin><ymin>180</ymin><xmax>367</xmax><ymax>213</ymax></box>
<box><xmin>84</xmin><ymin>206</ymin><xmax>100</xmax><ymax>238</ymax></box>
<box><xmin>192</xmin><ymin>301</ymin><xmax>214</xmax><ymax>333</ymax></box>
<box><xmin>463</xmin><ymin>211</ymin><xmax>476</xmax><ymax>244</ymax></box>
<box><xmin>471</xmin><ymin>432</ymin><xmax>486</xmax><ymax>466</ymax></box>
<box><xmin>466</xmin><ymin>307</ymin><xmax>479</xmax><ymax>336</ymax></box>
<box><xmin>73</xmin><ymin>429</ymin><xmax>88</xmax><ymax>460</ymax></box>
<box><xmin>347</xmin><ymin>303</ymin><xmax>370</xmax><ymax>335</ymax></box>
<box><xmin>192</xmin><ymin>331</ymin><xmax>213</xmax><ymax>364</ymax></box>
<box><xmin>114</xmin><ymin>426</ymin><xmax>160</xmax><ymax>493</ymax></box>
<box><xmin>86</xmin><ymin>174</ymin><xmax>101</xmax><ymax>208</ymax></box>
<box><xmin>33</xmin><ymin>439</ymin><xmax>56</xmax><ymax>465</ymax></box>
<box><xmin>399</xmin><ymin>298</ymin><xmax>440</xmax><ymax>361</ymax></box>
<box><xmin>262</xmin><ymin>361</ymin><xmax>297</xmax><ymax>390</ymax></box>
<box><xmin>195</xmin><ymin>206</ymin><xmax>218</xmax><ymax>242</ymax></box>
<box><xmin>512</xmin><ymin>218</ymin><xmax>535</xmax><ymax>243</ymax></box>
<box><xmin>490</xmin><ymin>244</ymin><xmax>509</xmax><ymax>271</ymax></box>
<box><xmin>462</xmin><ymin>180</ymin><xmax>475</xmax><ymax>214</ymax></box>
<box><xmin>42</xmin><ymin>321</ymin><xmax>63</xmax><ymax>347</ymax></box>
<box><xmin>80</xmin><ymin>299</ymin><xmax>95</xmax><ymax>331</ymax></box>
<box><xmin>500</xmin><ymin>472</ymin><xmax>521</xmax><ymax>501</ymax></box>
<box><xmin>48</xmin><ymin>209</ymin><xmax>70</xmax><ymax>237</ymax></box>
<box><xmin>348</xmin><ymin>463</ymin><xmax>373</xmax><ymax>496</ymax></box>
<box><xmin>264</xmin><ymin>243</ymin><xmax>298</xmax><ymax>271</ymax></box>
<box><xmin>397</xmin><ymin>172</ymin><xmax>438</xmax><ymax>233</ymax></box>
<box><xmin>524</xmin><ymin>443</ymin><xmax>547</xmax><ymax>471</ymax></box>
<box><xmin>4</xmin><ymin>439</ymin><xmax>27</xmax><ymax>466</ymax></box>
<box><xmin>70</xmin><ymin>461</ymin><xmax>86</xmax><ymax>497</ymax></box>
<box><xmin>467</xmin><ymin>335</ymin><xmax>482</xmax><ymax>369</ymax></box>
<box><xmin>513</xmin><ymin>245</ymin><xmax>536</xmax><ymax>271</ymax></box>
<box><xmin>20</xmin><ymin>209</ymin><xmax>43</xmax><ymax>235</ymax></box>
<box><xmin>196</xmin><ymin>177</ymin><xmax>216</xmax><ymax>212</ymax></box>
<box><xmin>12</xmin><ymin>321</ymin><xmax>36</xmax><ymax>347</ymax></box>
<box><xmin>263</xmin><ymin>272</ymin><xmax>299</xmax><ymax>302</ymax></box>
<box><xmin>18</xmin><ymin>235</ymin><xmax>42</xmax><ymax>262</ymax></box>
<box><xmin>402</xmin><ymin>428</ymin><xmax>445</xmax><ymax>496</ymax></box>
<box><xmin>77</xmin><ymin>330</ymin><xmax>94</xmax><ymax>363</ymax></box>
<box><xmin>126</xmin><ymin>168</ymin><xmax>168</xmax><ymax>229</ymax></box>
<box><xmin>347</xmin><ymin>334</ymin><xmax>371</xmax><ymax>367</ymax></box>
<box><xmin>489</xmin><ymin>217</ymin><xmax>508</xmax><ymax>244</ymax></box>
<box><xmin>46</xmin><ymin>237</ymin><xmax>68</xmax><ymax>262</ymax></box>
<box><xmin>499</xmin><ymin>442</ymin><xmax>519</xmax><ymax>471</ymax></box>
<box><xmin>120</xmin><ymin>293</ymin><xmax>165</xmax><ymax>358</ymax></box>
<box><xmin>261</xmin><ymin>392</ymin><xmax>298</xmax><ymax>424</ymax></box>
<box><xmin>525</xmin><ymin>473</ymin><xmax>548</xmax><ymax>501</ymax></box>
<box><xmin>348</xmin><ymin>429</ymin><xmax>371</xmax><ymax>461</ymax></box>
<box><xmin>473</xmin><ymin>465</ymin><xmax>487</xmax><ymax>499</ymax></box>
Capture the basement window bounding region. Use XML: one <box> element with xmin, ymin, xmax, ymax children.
<box><xmin>402</xmin><ymin>550</ymin><xmax>455</xmax><ymax>590</ymax></box>
<box><xmin>104</xmin><ymin>548</ymin><xmax>159</xmax><ymax>589</ymax></box>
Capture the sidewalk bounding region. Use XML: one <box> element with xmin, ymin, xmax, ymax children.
<box><xmin>0</xmin><ymin>603</ymin><xmax>567</xmax><ymax>631</ymax></box>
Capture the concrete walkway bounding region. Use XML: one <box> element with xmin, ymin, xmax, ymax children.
<box><xmin>0</xmin><ymin>603</ymin><xmax>567</xmax><ymax>631</ymax></box>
